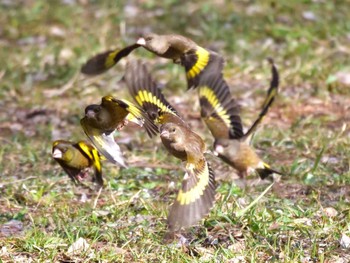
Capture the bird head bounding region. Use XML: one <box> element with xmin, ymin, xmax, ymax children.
<box><xmin>160</xmin><ymin>123</ymin><xmax>183</xmax><ymax>143</ymax></box>
<box><xmin>137</xmin><ymin>33</ymin><xmax>168</xmax><ymax>55</ymax></box>
<box><xmin>84</xmin><ymin>104</ymin><xmax>101</xmax><ymax>119</ymax></box>
<box><xmin>52</xmin><ymin>141</ymin><xmax>73</xmax><ymax>162</ymax></box>
<box><xmin>137</xmin><ymin>33</ymin><xmax>157</xmax><ymax>46</ymax></box>
<box><xmin>213</xmin><ymin>139</ymin><xmax>229</xmax><ymax>154</ymax></box>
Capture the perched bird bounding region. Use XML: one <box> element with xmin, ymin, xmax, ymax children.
<box><xmin>52</xmin><ymin>140</ymin><xmax>103</xmax><ymax>186</ymax></box>
<box><xmin>80</xmin><ymin>95</ymin><xmax>158</xmax><ymax>167</ymax></box>
<box><xmin>198</xmin><ymin>59</ymin><xmax>282</xmax><ymax>179</ymax></box>
<box><xmin>81</xmin><ymin>33</ymin><xmax>224</xmax><ymax>89</ymax></box>
<box><xmin>124</xmin><ymin>61</ymin><xmax>216</xmax><ymax>231</ymax></box>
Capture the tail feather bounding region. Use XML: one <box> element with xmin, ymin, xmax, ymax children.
<box><xmin>243</xmin><ymin>58</ymin><xmax>279</xmax><ymax>140</ymax></box>
<box><xmin>256</xmin><ymin>162</ymin><xmax>283</xmax><ymax>179</ymax></box>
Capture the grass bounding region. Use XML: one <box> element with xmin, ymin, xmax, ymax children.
<box><xmin>1</xmin><ymin>0</ymin><xmax>349</xmax><ymax>262</ymax></box>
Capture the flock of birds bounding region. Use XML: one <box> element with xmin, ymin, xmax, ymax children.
<box><xmin>51</xmin><ymin>33</ymin><xmax>282</xmax><ymax>234</ymax></box>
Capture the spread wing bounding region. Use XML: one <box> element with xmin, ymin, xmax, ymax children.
<box><xmin>119</xmin><ymin>98</ymin><xmax>159</xmax><ymax>137</ymax></box>
<box><xmin>102</xmin><ymin>96</ymin><xmax>159</xmax><ymax>137</ymax></box>
<box><xmin>242</xmin><ymin>58</ymin><xmax>280</xmax><ymax>140</ymax></box>
<box><xmin>124</xmin><ymin>60</ymin><xmax>180</xmax><ymax>123</ymax></box>
<box><xmin>167</xmin><ymin>158</ymin><xmax>216</xmax><ymax>231</ymax></box>
<box><xmin>181</xmin><ymin>47</ymin><xmax>224</xmax><ymax>89</ymax></box>
<box><xmin>81</xmin><ymin>44</ymin><xmax>140</xmax><ymax>75</ymax></box>
<box><xmin>77</xmin><ymin>141</ymin><xmax>104</xmax><ymax>186</ymax></box>
<box><xmin>80</xmin><ymin>118</ymin><xmax>127</xmax><ymax>168</ymax></box>
<box><xmin>198</xmin><ymin>73</ymin><xmax>244</xmax><ymax>140</ymax></box>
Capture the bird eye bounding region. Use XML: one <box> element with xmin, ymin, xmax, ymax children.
<box><xmin>145</xmin><ymin>36</ymin><xmax>152</xmax><ymax>41</ymax></box>
<box><xmin>171</xmin><ymin>128</ymin><xmax>176</xmax><ymax>133</ymax></box>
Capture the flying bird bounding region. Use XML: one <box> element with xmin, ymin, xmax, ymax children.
<box><xmin>52</xmin><ymin>140</ymin><xmax>103</xmax><ymax>187</ymax></box>
<box><xmin>81</xmin><ymin>95</ymin><xmax>158</xmax><ymax>167</ymax></box>
<box><xmin>124</xmin><ymin>60</ymin><xmax>216</xmax><ymax>231</ymax></box>
<box><xmin>81</xmin><ymin>33</ymin><xmax>224</xmax><ymax>89</ymax></box>
<box><xmin>198</xmin><ymin>59</ymin><xmax>283</xmax><ymax>179</ymax></box>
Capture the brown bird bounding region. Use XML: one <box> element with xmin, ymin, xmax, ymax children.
<box><xmin>52</xmin><ymin>140</ymin><xmax>103</xmax><ymax>186</ymax></box>
<box><xmin>124</xmin><ymin>60</ymin><xmax>216</xmax><ymax>231</ymax></box>
<box><xmin>81</xmin><ymin>33</ymin><xmax>224</xmax><ymax>89</ymax></box>
<box><xmin>81</xmin><ymin>95</ymin><xmax>158</xmax><ymax>167</ymax></box>
<box><xmin>198</xmin><ymin>59</ymin><xmax>282</xmax><ymax>179</ymax></box>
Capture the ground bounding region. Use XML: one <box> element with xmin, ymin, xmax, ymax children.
<box><xmin>0</xmin><ymin>1</ymin><xmax>349</xmax><ymax>262</ymax></box>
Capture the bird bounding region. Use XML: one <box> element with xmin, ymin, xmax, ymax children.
<box><xmin>80</xmin><ymin>95</ymin><xmax>158</xmax><ymax>167</ymax></box>
<box><xmin>52</xmin><ymin>140</ymin><xmax>103</xmax><ymax>187</ymax></box>
<box><xmin>123</xmin><ymin>60</ymin><xmax>216</xmax><ymax>231</ymax></box>
<box><xmin>81</xmin><ymin>33</ymin><xmax>224</xmax><ymax>89</ymax></box>
<box><xmin>198</xmin><ymin>58</ymin><xmax>283</xmax><ymax>179</ymax></box>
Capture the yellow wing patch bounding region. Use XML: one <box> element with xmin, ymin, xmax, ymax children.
<box><xmin>186</xmin><ymin>46</ymin><xmax>210</xmax><ymax>79</ymax></box>
<box><xmin>199</xmin><ymin>85</ymin><xmax>231</xmax><ymax>127</ymax></box>
<box><xmin>78</xmin><ymin>141</ymin><xmax>93</xmax><ymax>160</ymax></box>
<box><xmin>135</xmin><ymin>90</ymin><xmax>172</xmax><ymax>114</ymax></box>
<box><xmin>118</xmin><ymin>99</ymin><xmax>143</xmax><ymax>118</ymax></box>
<box><xmin>91</xmin><ymin>148</ymin><xmax>102</xmax><ymax>173</ymax></box>
<box><xmin>176</xmin><ymin>162</ymin><xmax>209</xmax><ymax>205</ymax></box>
<box><xmin>78</xmin><ymin>141</ymin><xmax>102</xmax><ymax>173</ymax></box>
<box><xmin>104</xmin><ymin>50</ymin><xmax>119</xmax><ymax>69</ymax></box>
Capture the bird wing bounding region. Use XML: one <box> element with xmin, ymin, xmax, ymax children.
<box><xmin>80</xmin><ymin>118</ymin><xmax>127</xmax><ymax>168</ymax></box>
<box><xmin>81</xmin><ymin>44</ymin><xmax>140</xmax><ymax>75</ymax></box>
<box><xmin>167</xmin><ymin>158</ymin><xmax>216</xmax><ymax>231</ymax></box>
<box><xmin>118</xmin><ymin>98</ymin><xmax>159</xmax><ymax>137</ymax></box>
<box><xmin>181</xmin><ymin>47</ymin><xmax>224</xmax><ymax>89</ymax></box>
<box><xmin>198</xmin><ymin>73</ymin><xmax>244</xmax><ymax>140</ymax></box>
<box><xmin>77</xmin><ymin>141</ymin><xmax>104</xmax><ymax>186</ymax></box>
<box><xmin>103</xmin><ymin>95</ymin><xmax>159</xmax><ymax>137</ymax></box>
<box><xmin>55</xmin><ymin>159</ymin><xmax>81</xmax><ymax>185</ymax></box>
<box><xmin>124</xmin><ymin>61</ymin><xmax>180</xmax><ymax>123</ymax></box>
<box><xmin>241</xmin><ymin>58</ymin><xmax>279</xmax><ymax>140</ymax></box>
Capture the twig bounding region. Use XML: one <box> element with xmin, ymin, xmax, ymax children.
<box><xmin>43</xmin><ymin>71</ymin><xmax>80</xmax><ymax>98</ymax></box>
<box><xmin>236</xmin><ymin>182</ymin><xmax>274</xmax><ymax>217</ymax></box>
<box><xmin>113</xmin><ymin>190</ymin><xmax>141</xmax><ymax>207</ymax></box>
<box><xmin>128</xmin><ymin>162</ymin><xmax>180</xmax><ymax>170</ymax></box>
<box><xmin>0</xmin><ymin>176</ymin><xmax>37</xmax><ymax>186</ymax></box>
<box><xmin>93</xmin><ymin>187</ymin><xmax>103</xmax><ymax>209</ymax></box>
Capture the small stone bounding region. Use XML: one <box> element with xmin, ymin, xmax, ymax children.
<box><xmin>67</xmin><ymin>237</ymin><xmax>90</xmax><ymax>255</ymax></box>
<box><xmin>340</xmin><ymin>233</ymin><xmax>350</xmax><ymax>249</ymax></box>
<box><xmin>323</xmin><ymin>207</ymin><xmax>338</xmax><ymax>218</ymax></box>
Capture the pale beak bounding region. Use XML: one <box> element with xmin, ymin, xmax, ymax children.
<box><xmin>160</xmin><ymin>130</ymin><xmax>169</xmax><ymax>139</ymax></box>
<box><xmin>85</xmin><ymin>110</ymin><xmax>96</xmax><ymax>119</ymax></box>
<box><xmin>136</xmin><ymin>37</ymin><xmax>146</xmax><ymax>46</ymax></box>
<box><xmin>52</xmin><ymin>148</ymin><xmax>63</xmax><ymax>159</ymax></box>
<box><xmin>214</xmin><ymin>144</ymin><xmax>224</xmax><ymax>154</ymax></box>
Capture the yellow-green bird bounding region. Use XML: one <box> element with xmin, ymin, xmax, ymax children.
<box><xmin>124</xmin><ymin>60</ymin><xmax>216</xmax><ymax>231</ymax></box>
<box><xmin>81</xmin><ymin>95</ymin><xmax>158</xmax><ymax>167</ymax></box>
<box><xmin>52</xmin><ymin>140</ymin><xmax>103</xmax><ymax>186</ymax></box>
<box><xmin>81</xmin><ymin>33</ymin><xmax>224</xmax><ymax>90</ymax></box>
<box><xmin>199</xmin><ymin>59</ymin><xmax>283</xmax><ymax>179</ymax></box>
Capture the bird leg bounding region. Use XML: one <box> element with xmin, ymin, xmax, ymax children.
<box><xmin>116</xmin><ymin>119</ymin><xmax>129</xmax><ymax>131</ymax></box>
<box><xmin>76</xmin><ymin>168</ymin><xmax>90</xmax><ymax>181</ymax></box>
